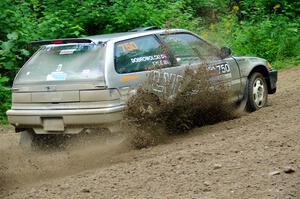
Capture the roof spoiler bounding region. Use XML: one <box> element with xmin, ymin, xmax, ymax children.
<box><xmin>128</xmin><ymin>26</ymin><xmax>161</xmax><ymax>32</ymax></box>
<box><xmin>29</xmin><ymin>38</ymin><xmax>94</xmax><ymax>47</ymax></box>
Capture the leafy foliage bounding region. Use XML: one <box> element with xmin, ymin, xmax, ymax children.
<box><xmin>0</xmin><ymin>75</ymin><xmax>10</xmax><ymax>122</ymax></box>
<box><xmin>199</xmin><ymin>0</ymin><xmax>300</xmax><ymax>67</ymax></box>
<box><xmin>0</xmin><ymin>0</ymin><xmax>299</xmax><ymax>122</ymax></box>
<box><xmin>203</xmin><ymin>14</ymin><xmax>300</xmax><ymax>67</ymax></box>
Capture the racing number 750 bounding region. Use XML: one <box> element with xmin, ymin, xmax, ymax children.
<box><xmin>216</xmin><ymin>63</ymin><xmax>231</xmax><ymax>74</ymax></box>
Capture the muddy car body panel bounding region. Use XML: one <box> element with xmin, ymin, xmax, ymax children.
<box><xmin>233</xmin><ymin>56</ymin><xmax>277</xmax><ymax>94</ymax></box>
<box><xmin>6</xmin><ymin>28</ymin><xmax>277</xmax><ymax>136</ymax></box>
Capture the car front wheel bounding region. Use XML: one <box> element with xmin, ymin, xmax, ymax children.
<box><xmin>246</xmin><ymin>72</ymin><xmax>268</xmax><ymax>112</ymax></box>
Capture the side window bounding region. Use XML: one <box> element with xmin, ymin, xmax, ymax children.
<box><xmin>114</xmin><ymin>35</ymin><xmax>171</xmax><ymax>74</ymax></box>
<box><xmin>161</xmin><ymin>33</ymin><xmax>219</xmax><ymax>64</ymax></box>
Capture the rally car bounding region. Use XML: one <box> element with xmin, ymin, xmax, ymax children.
<box><xmin>6</xmin><ymin>27</ymin><xmax>277</xmax><ymax>148</ymax></box>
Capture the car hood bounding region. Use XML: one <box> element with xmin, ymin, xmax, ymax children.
<box><xmin>233</xmin><ymin>56</ymin><xmax>268</xmax><ymax>64</ymax></box>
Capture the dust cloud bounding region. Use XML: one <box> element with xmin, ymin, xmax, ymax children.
<box><xmin>123</xmin><ymin>64</ymin><xmax>239</xmax><ymax>149</ymax></box>
<box><xmin>0</xmin><ymin>132</ymin><xmax>130</xmax><ymax>196</ymax></box>
<box><xmin>0</xmin><ymin>64</ymin><xmax>240</xmax><ymax>194</ymax></box>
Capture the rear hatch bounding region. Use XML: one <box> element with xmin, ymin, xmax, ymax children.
<box><xmin>11</xmin><ymin>42</ymin><xmax>120</xmax><ymax>109</ymax></box>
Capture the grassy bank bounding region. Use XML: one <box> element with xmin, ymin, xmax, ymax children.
<box><xmin>0</xmin><ymin>0</ymin><xmax>299</xmax><ymax>122</ymax></box>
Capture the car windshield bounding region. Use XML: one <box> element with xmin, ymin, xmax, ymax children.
<box><xmin>15</xmin><ymin>43</ymin><xmax>105</xmax><ymax>84</ymax></box>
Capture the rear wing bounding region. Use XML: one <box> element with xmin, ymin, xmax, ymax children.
<box><xmin>29</xmin><ymin>38</ymin><xmax>94</xmax><ymax>47</ymax></box>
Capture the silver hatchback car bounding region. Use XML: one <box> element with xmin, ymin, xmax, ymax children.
<box><xmin>6</xmin><ymin>27</ymin><xmax>277</xmax><ymax>147</ymax></box>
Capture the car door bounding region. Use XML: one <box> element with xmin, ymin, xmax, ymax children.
<box><xmin>159</xmin><ymin>32</ymin><xmax>242</xmax><ymax>101</ymax></box>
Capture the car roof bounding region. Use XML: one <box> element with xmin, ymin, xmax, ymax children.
<box><xmin>29</xmin><ymin>29</ymin><xmax>195</xmax><ymax>47</ymax></box>
<box><xmin>84</xmin><ymin>29</ymin><xmax>192</xmax><ymax>43</ymax></box>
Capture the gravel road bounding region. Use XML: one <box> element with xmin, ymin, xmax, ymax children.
<box><xmin>1</xmin><ymin>67</ymin><xmax>299</xmax><ymax>199</ymax></box>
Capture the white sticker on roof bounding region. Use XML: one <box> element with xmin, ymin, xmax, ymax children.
<box><xmin>59</xmin><ymin>49</ymin><xmax>76</xmax><ymax>55</ymax></box>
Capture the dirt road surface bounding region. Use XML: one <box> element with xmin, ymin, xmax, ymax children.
<box><xmin>0</xmin><ymin>67</ymin><xmax>299</xmax><ymax>199</ymax></box>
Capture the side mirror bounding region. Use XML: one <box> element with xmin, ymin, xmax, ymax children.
<box><xmin>220</xmin><ymin>47</ymin><xmax>232</xmax><ymax>59</ymax></box>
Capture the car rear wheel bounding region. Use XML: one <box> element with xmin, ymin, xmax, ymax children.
<box><xmin>20</xmin><ymin>129</ymin><xmax>67</xmax><ymax>151</ymax></box>
<box><xmin>246</xmin><ymin>72</ymin><xmax>268</xmax><ymax>112</ymax></box>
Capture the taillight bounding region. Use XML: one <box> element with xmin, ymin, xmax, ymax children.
<box><xmin>52</xmin><ymin>40</ymin><xmax>64</xmax><ymax>44</ymax></box>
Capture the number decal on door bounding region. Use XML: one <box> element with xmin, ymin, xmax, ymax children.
<box><xmin>207</xmin><ymin>63</ymin><xmax>231</xmax><ymax>75</ymax></box>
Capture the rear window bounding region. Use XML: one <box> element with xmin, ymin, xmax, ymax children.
<box><xmin>15</xmin><ymin>43</ymin><xmax>105</xmax><ymax>84</ymax></box>
<box><xmin>114</xmin><ymin>35</ymin><xmax>171</xmax><ymax>74</ymax></box>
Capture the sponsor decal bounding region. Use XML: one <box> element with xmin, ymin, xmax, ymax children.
<box><xmin>121</xmin><ymin>74</ymin><xmax>141</xmax><ymax>82</ymax></box>
<box><xmin>118</xmin><ymin>42</ymin><xmax>138</xmax><ymax>52</ymax></box>
<box><xmin>46</xmin><ymin>71</ymin><xmax>67</xmax><ymax>81</ymax></box>
<box><xmin>131</xmin><ymin>54</ymin><xmax>168</xmax><ymax>64</ymax></box>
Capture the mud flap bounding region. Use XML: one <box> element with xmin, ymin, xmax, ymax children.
<box><xmin>237</xmin><ymin>80</ymin><xmax>249</xmax><ymax>112</ymax></box>
<box><xmin>19</xmin><ymin>130</ymin><xmax>34</xmax><ymax>150</ymax></box>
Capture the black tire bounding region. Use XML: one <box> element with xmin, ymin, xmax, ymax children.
<box><xmin>33</xmin><ymin>134</ymin><xmax>67</xmax><ymax>150</ymax></box>
<box><xmin>246</xmin><ymin>72</ymin><xmax>268</xmax><ymax>112</ymax></box>
<box><xmin>20</xmin><ymin>129</ymin><xmax>67</xmax><ymax>151</ymax></box>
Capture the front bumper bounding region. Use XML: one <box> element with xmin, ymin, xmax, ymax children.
<box><xmin>268</xmin><ymin>70</ymin><xmax>278</xmax><ymax>94</ymax></box>
<box><xmin>6</xmin><ymin>104</ymin><xmax>125</xmax><ymax>133</ymax></box>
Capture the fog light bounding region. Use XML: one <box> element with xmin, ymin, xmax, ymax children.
<box><xmin>267</xmin><ymin>62</ymin><xmax>272</xmax><ymax>69</ymax></box>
